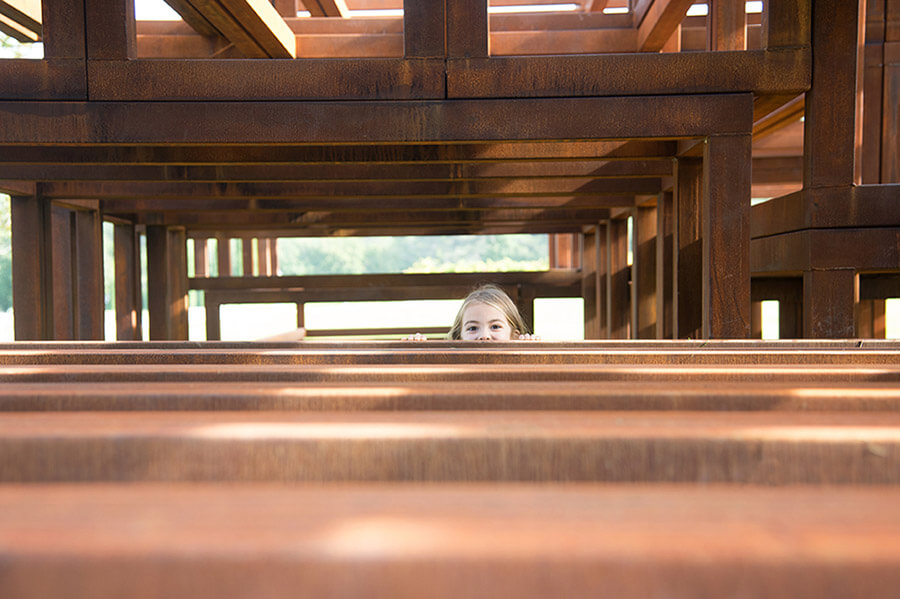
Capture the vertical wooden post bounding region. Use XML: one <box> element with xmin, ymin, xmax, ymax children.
<box><xmin>751</xmin><ymin>301</ymin><xmax>764</xmax><ymax>338</ymax></box>
<box><xmin>49</xmin><ymin>204</ymin><xmax>74</xmax><ymax>340</ymax></box>
<box><xmin>708</xmin><ymin>0</ymin><xmax>746</xmax><ymax>51</ymax></box>
<box><xmin>597</xmin><ymin>221</ymin><xmax>609</xmax><ymax>339</ymax></box>
<box><xmin>861</xmin><ymin>0</ymin><xmax>885</xmax><ymax>184</ymax></box>
<box><xmin>761</xmin><ymin>0</ymin><xmax>811</xmax><ymax>49</ymax></box>
<box><xmin>674</xmin><ymin>157</ymin><xmax>703</xmax><ymax>339</ymax></box>
<box><xmin>607</xmin><ymin>217</ymin><xmax>630</xmax><ymax>339</ymax></box>
<box><xmin>804</xmin><ymin>0</ymin><xmax>865</xmax><ymax>189</ymax></box>
<box><xmin>404</xmin><ymin>0</ymin><xmax>446</xmax><ymax>58</ymax></box>
<box><xmin>193</xmin><ymin>238</ymin><xmax>209</xmax><ymax>277</ymax></box>
<box><xmin>42</xmin><ymin>0</ymin><xmax>87</xmax><ymax>60</ymax></box>
<box><xmin>780</xmin><ymin>298</ymin><xmax>803</xmax><ymax>339</ymax></box>
<box><xmin>880</xmin><ymin>1</ymin><xmax>899</xmax><ymax>182</ymax></box>
<box><xmin>10</xmin><ymin>195</ymin><xmax>49</xmax><ymax>340</ymax></box>
<box><xmin>73</xmin><ymin>208</ymin><xmax>104</xmax><ymax>340</ymax></box>
<box><xmin>206</xmin><ymin>294</ymin><xmax>222</xmax><ymax>341</ymax></box>
<box><xmin>84</xmin><ymin>0</ymin><xmax>137</xmax><ymax>59</ymax></box>
<box><xmin>635</xmin><ymin>204</ymin><xmax>658</xmax><ymax>339</ymax></box>
<box><xmin>857</xmin><ymin>299</ymin><xmax>887</xmax><ymax>338</ymax></box>
<box><xmin>447</xmin><ymin>0</ymin><xmax>489</xmax><ymax>58</ymax></box>
<box><xmin>147</xmin><ymin>225</ymin><xmax>189</xmax><ymax>340</ymax></box>
<box><xmin>802</xmin><ymin>0</ymin><xmax>866</xmax><ymax>337</ymax></box>
<box><xmin>216</xmin><ymin>234</ymin><xmax>231</xmax><ymax>277</ymax></box>
<box><xmin>582</xmin><ymin>226</ymin><xmax>601</xmax><ymax>339</ymax></box>
<box><xmin>703</xmin><ymin>133</ymin><xmax>752</xmax><ymax>338</ymax></box>
<box><xmin>242</xmin><ymin>238</ymin><xmax>255</xmax><ymax>276</ymax></box>
<box><xmin>803</xmin><ymin>269</ymin><xmax>858</xmax><ymax>338</ymax></box>
<box><xmin>257</xmin><ymin>238</ymin><xmax>271</xmax><ymax>277</ymax></box>
<box><xmin>114</xmin><ymin>223</ymin><xmax>142</xmax><ymax>340</ymax></box>
<box><xmin>656</xmin><ymin>191</ymin><xmax>674</xmax><ymax>339</ymax></box>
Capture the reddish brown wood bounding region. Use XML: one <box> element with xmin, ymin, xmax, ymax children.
<box><xmin>147</xmin><ymin>226</ymin><xmax>189</xmax><ymax>340</ymax></box>
<box><xmin>84</xmin><ymin>0</ymin><xmax>136</xmax><ymax>60</ymax></box>
<box><xmin>761</xmin><ymin>0</ymin><xmax>810</xmax><ymax>49</ymax></box>
<box><xmin>403</xmin><ymin>0</ymin><xmax>444</xmax><ymax>58</ymax></box>
<box><xmin>703</xmin><ymin>134</ymin><xmax>752</xmax><ymax>338</ymax></box>
<box><xmin>707</xmin><ymin>0</ymin><xmax>746</xmax><ymax>51</ymax></box>
<box><xmin>241</xmin><ymin>238</ymin><xmax>254</xmax><ymax>277</ymax></box>
<box><xmin>803</xmin><ymin>0</ymin><xmax>865</xmax><ymax>188</ymax></box>
<box><xmin>635</xmin><ymin>205</ymin><xmax>657</xmax><ymax>339</ymax></box>
<box><xmin>582</xmin><ymin>226</ymin><xmax>601</xmax><ymax>339</ymax></box>
<box><xmin>193</xmin><ymin>238</ymin><xmax>209</xmax><ymax>277</ymax></box>
<box><xmin>674</xmin><ymin>157</ymin><xmax>702</xmax><ymax>339</ymax></box>
<box><xmin>215</xmin><ymin>234</ymin><xmax>231</xmax><ymax>277</ymax></box>
<box><xmin>804</xmin><ymin>269</ymin><xmax>858</xmax><ymax>338</ymax></box>
<box><xmin>656</xmin><ymin>191</ymin><xmax>674</xmax><ymax>339</ymax></box>
<box><xmin>637</xmin><ymin>0</ymin><xmax>695</xmax><ymax>51</ymax></box>
<box><xmin>74</xmin><ymin>208</ymin><xmax>104</xmax><ymax>340</ymax></box>
<box><xmin>10</xmin><ymin>195</ymin><xmax>48</xmax><ymax>340</ymax></box>
<box><xmin>447</xmin><ymin>0</ymin><xmax>488</xmax><ymax>58</ymax></box>
<box><xmin>114</xmin><ymin>223</ymin><xmax>143</xmax><ymax>341</ymax></box>
<box><xmin>607</xmin><ymin>217</ymin><xmax>630</xmax><ymax>339</ymax></box>
<box><xmin>858</xmin><ymin>299</ymin><xmax>887</xmax><ymax>338</ymax></box>
<box><xmin>41</xmin><ymin>0</ymin><xmax>86</xmax><ymax>59</ymax></box>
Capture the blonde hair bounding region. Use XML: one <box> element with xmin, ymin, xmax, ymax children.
<box><xmin>448</xmin><ymin>284</ymin><xmax>530</xmax><ymax>340</ymax></box>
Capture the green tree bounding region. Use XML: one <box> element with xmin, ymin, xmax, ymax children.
<box><xmin>0</xmin><ymin>196</ymin><xmax>12</xmax><ymax>311</ymax></box>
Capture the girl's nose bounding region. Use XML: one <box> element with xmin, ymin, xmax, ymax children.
<box><xmin>477</xmin><ymin>330</ymin><xmax>492</xmax><ymax>341</ymax></box>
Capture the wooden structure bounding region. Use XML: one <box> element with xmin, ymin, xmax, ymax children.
<box><xmin>1</xmin><ymin>339</ymin><xmax>900</xmax><ymax>597</ymax></box>
<box><xmin>1</xmin><ymin>0</ymin><xmax>896</xmax><ymax>341</ymax></box>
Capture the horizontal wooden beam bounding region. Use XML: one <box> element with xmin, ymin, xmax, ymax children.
<box><xmin>0</xmin><ymin>141</ymin><xmax>678</xmax><ymax>164</ymax></box>
<box><xmin>0</xmin><ymin>159</ymin><xmax>673</xmax><ymax>181</ymax></box>
<box><xmin>751</xmin><ymin>227</ymin><xmax>900</xmax><ymax>273</ymax></box>
<box><xmin>448</xmin><ymin>48</ymin><xmax>809</xmax><ymax>98</ymax></box>
<box><xmin>0</xmin><ymin>95</ymin><xmax>753</xmax><ymax>145</ymax></box>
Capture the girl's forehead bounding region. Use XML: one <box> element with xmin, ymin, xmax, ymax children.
<box><xmin>463</xmin><ymin>301</ymin><xmax>506</xmax><ymax>320</ymax></box>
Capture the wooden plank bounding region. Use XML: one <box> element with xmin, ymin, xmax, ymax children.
<box><xmin>703</xmin><ymin>134</ymin><xmax>751</xmax><ymax>338</ymax></box>
<box><xmin>0</xmin><ymin>0</ymin><xmax>40</xmax><ymax>33</ymax></box>
<box><xmin>0</xmin><ymin>411</ymin><xmax>899</xmax><ymax>483</ymax></box>
<box><xmin>0</xmin><ymin>95</ymin><xmax>755</xmax><ymax>144</ymax></box>
<box><xmin>581</xmin><ymin>226</ymin><xmax>601</xmax><ymax>339</ymax></box>
<box><xmin>147</xmin><ymin>226</ymin><xmax>189</xmax><ymax>340</ymax></box>
<box><xmin>241</xmin><ymin>238</ymin><xmax>254</xmax><ymax>276</ymax></box>
<box><xmin>0</xmin><ymin>59</ymin><xmax>87</xmax><ymax>100</ymax></box>
<box><xmin>73</xmin><ymin>208</ymin><xmax>104</xmax><ymax>340</ymax></box>
<box><xmin>448</xmin><ymin>48</ymin><xmax>810</xmax><ymax>98</ymax></box>
<box><xmin>1</xmin><ymin>485</ymin><xmax>900</xmax><ymax>598</ymax></box>
<box><xmin>0</xmin><ymin>158</ymin><xmax>674</xmax><ymax>182</ymax></box>
<box><xmin>163</xmin><ymin>0</ymin><xmax>222</xmax><ymax>36</ymax></box>
<box><xmin>88</xmin><ymin>57</ymin><xmax>444</xmax><ymax>100</ymax></box>
<box><xmin>40</xmin><ymin>0</ymin><xmax>88</xmax><ymax>60</ymax></box>
<box><xmin>4</xmin><ymin>378</ymin><xmax>900</xmax><ymax>411</ymax></box>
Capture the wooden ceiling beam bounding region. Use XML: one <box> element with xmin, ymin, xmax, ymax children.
<box><xmin>40</xmin><ymin>177</ymin><xmax>662</xmax><ymax>199</ymax></box>
<box><xmin>99</xmin><ymin>194</ymin><xmax>638</xmax><ymax>213</ymax></box>
<box><xmin>0</xmin><ymin>96</ymin><xmax>752</xmax><ymax>145</ymax></box>
<box><xmin>0</xmin><ymin>141</ymin><xmax>677</xmax><ymax>165</ymax></box>
<box><xmin>176</xmin><ymin>0</ymin><xmax>296</xmax><ymax>58</ymax></box>
<box><xmin>0</xmin><ymin>159</ymin><xmax>673</xmax><ymax>181</ymax></box>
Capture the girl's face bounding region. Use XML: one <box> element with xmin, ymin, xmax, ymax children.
<box><xmin>460</xmin><ymin>302</ymin><xmax>514</xmax><ymax>341</ymax></box>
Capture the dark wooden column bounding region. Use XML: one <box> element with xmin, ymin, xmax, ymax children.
<box><xmin>193</xmin><ymin>238</ymin><xmax>209</xmax><ymax>278</ymax></box>
<box><xmin>802</xmin><ymin>0</ymin><xmax>866</xmax><ymax>337</ymax></box>
<box><xmin>634</xmin><ymin>203</ymin><xmax>658</xmax><ymax>339</ymax></box>
<box><xmin>404</xmin><ymin>0</ymin><xmax>445</xmax><ymax>58</ymax></box>
<box><xmin>708</xmin><ymin>0</ymin><xmax>746</xmax><ymax>51</ymax></box>
<box><xmin>73</xmin><ymin>207</ymin><xmax>104</xmax><ymax>340</ymax></box>
<box><xmin>582</xmin><ymin>225</ymin><xmax>601</xmax><ymax>339</ymax></box>
<box><xmin>147</xmin><ymin>225</ymin><xmax>189</xmax><ymax>340</ymax></box>
<box><xmin>673</xmin><ymin>157</ymin><xmax>702</xmax><ymax>339</ymax></box>
<box><xmin>216</xmin><ymin>235</ymin><xmax>231</xmax><ymax>277</ymax></box>
<box><xmin>858</xmin><ymin>299</ymin><xmax>887</xmax><ymax>338</ymax></box>
<box><xmin>42</xmin><ymin>0</ymin><xmax>87</xmax><ymax>60</ymax></box>
<box><xmin>656</xmin><ymin>191</ymin><xmax>674</xmax><ymax>339</ymax></box>
<box><xmin>447</xmin><ymin>0</ymin><xmax>489</xmax><ymax>58</ymax></box>
<box><xmin>607</xmin><ymin>217</ymin><xmax>630</xmax><ymax>339</ymax></box>
<box><xmin>10</xmin><ymin>195</ymin><xmax>49</xmax><ymax>340</ymax></box>
<box><xmin>114</xmin><ymin>223</ymin><xmax>143</xmax><ymax>341</ymax></box>
<box><xmin>703</xmin><ymin>133</ymin><xmax>752</xmax><ymax>338</ymax></box>
<box><xmin>242</xmin><ymin>239</ymin><xmax>254</xmax><ymax>276</ymax></box>
<box><xmin>84</xmin><ymin>0</ymin><xmax>136</xmax><ymax>59</ymax></box>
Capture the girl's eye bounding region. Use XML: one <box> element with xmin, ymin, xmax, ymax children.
<box><xmin>491</xmin><ymin>323</ymin><xmax>504</xmax><ymax>330</ymax></box>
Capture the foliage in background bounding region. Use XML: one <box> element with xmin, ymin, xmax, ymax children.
<box><xmin>277</xmin><ymin>235</ymin><xmax>549</xmax><ymax>275</ymax></box>
<box><xmin>0</xmin><ymin>196</ymin><xmax>11</xmax><ymax>311</ymax></box>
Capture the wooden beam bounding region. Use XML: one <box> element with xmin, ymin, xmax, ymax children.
<box><xmin>0</xmin><ymin>95</ymin><xmax>754</xmax><ymax>144</ymax></box>
<box><xmin>707</xmin><ymin>0</ymin><xmax>746</xmax><ymax>51</ymax></box>
<box><xmin>84</xmin><ymin>0</ymin><xmax>136</xmax><ymax>59</ymax></box>
<box><xmin>300</xmin><ymin>0</ymin><xmax>348</xmax><ymax>17</ymax></box>
<box><xmin>447</xmin><ymin>0</ymin><xmax>488</xmax><ymax>58</ymax></box>
<box><xmin>636</xmin><ymin>0</ymin><xmax>694</xmax><ymax>52</ymax></box>
<box><xmin>403</xmin><ymin>0</ymin><xmax>444</xmax><ymax>58</ymax></box>
<box><xmin>114</xmin><ymin>223</ymin><xmax>143</xmax><ymax>341</ymax></box>
<box><xmin>0</xmin><ymin>0</ymin><xmax>41</xmax><ymax>35</ymax></box>
<box><xmin>674</xmin><ymin>157</ymin><xmax>702</xmax><ymax>339</ymax></box>
<box><xmin>217</xmin><ymin>0</ymin><xmax>297</xmax><ymax>57</ymax></box>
